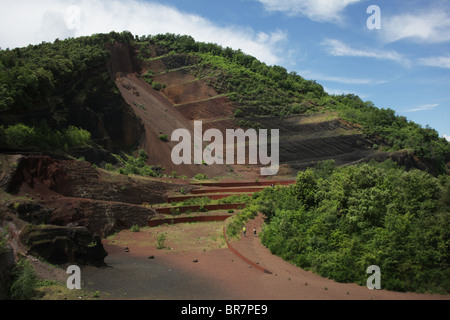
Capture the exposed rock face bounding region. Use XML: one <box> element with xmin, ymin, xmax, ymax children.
<box><xmin>19</xmin><ymin>225</ymin><xmax>108</xmax><ymax>267</ymax></box>
<box><xmin>48</xmin><ymin>198</ymin><xmax>157</xmax><ymax>237</ymax></box>
<box><xmin>8</xmin><ymin>201</ymin><xmax>54</xmax><ymax>225</ymax></box>
<box><xmin>1</xmin><ymin>155</ymin><xmax>192</xmax><ymax>237</ymax></box>
<box><xmin>2</xmin><ymin>156</ymin><xmax>70</xmax><ymax>195</ymax></box>
<box><xmin>106</xmin><ymin>41</ymin><xmax>141</xmax><ymax>77</ymax></box>
<box><xmin>5</xmin><ymin>156</ymin><xmax>190</xmax><ymax>205</ymax></box>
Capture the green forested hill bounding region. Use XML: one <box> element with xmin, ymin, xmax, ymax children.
<box><xmin>0</xmin><ymin>33</ymin><xmax>124</xmax><ymax>112</ymax></box>
<box><xmin>0</xmin><ymin>32</ymin><xmax>142</xmax><ymax>157</ymax></box>
<box><xmin>1</xmin><ymin>31</ymin><xmax>448</xmax><ymax>175</ymax></box>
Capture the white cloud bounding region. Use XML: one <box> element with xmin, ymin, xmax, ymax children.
<box><xmin>419</xmin><ymin>56</ymin><xmax>450</xmax><ymax>69</ymax></box>
<box><xmin>444</xmin><ymin>135</ymin><xmax>450</xmax><ymax>142</ymax></box>
<box><xmin>321</xmin><ymin>39</ymin><xmax>409</xmax><ymax>66</ymax></box>
<box><xmin>256</xmin><ymin>0</ymin><xmax>362</xmax><ymax>23</ymax></box>
<box><xmin>300</xmin><ymin>70</ymin><xmax>385</xmax><ymax>85</ymax></box>
<box><xmin>381</xmin><ymin>9</ymin><xmax>450</xmax><ymax>44</ymax></box>
<box><xmin>406</xmin><ymin>104</ymin><xmax>439</xmax><ymax>112</ymax></box>
<box><xmin>0</xmin><ymin>0</ymin><xmax>287</xmax><ymax>66</ymax></box>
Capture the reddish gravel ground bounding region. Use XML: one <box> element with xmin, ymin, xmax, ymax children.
<box><xmin>79</xmin><ymin>214</ymin><xmax>450</xmax><ymax>301</ymax></box>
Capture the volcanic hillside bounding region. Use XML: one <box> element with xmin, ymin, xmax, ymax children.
<box><xmin>112</xmin><ymin>44</ymin><xmax>276</xmax><ymax>179</ymax></box>
<box><xmin>114</xmin><ymin>39</ymin><xmax>434</xmax><ymax>178</ymax></box>
<box><xmin>2</xmin><ymin>32</ymin><xmax>448</xmax><ymax>179</ymax></box>
<box><xmin>1</xmin><ymin>32</ymin><xmax>449</xmax><ymax>299</ymax></box>
<box><xmin>112</xmin><ymin>42</ymin><xmax>380</xmax><ymax>178</ymax></box>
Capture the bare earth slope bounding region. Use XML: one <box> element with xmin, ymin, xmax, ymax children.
<box><xmin>114</xmin><ymin>58</ymin><xmax>232</xmax><ymax>178</ymax></box>
<box><xmin>110</xmin><ymin>45</ymin><xmax>392</xmax><ymax>179</ymax></box>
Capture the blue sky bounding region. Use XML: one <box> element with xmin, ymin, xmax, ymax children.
<box><xmin>1</xmin><ymin>0</ymin><xmax>449</xmax><ymax>138</ymax></box>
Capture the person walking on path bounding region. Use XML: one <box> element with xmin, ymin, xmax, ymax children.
<box><xmin>243</xmin><ymin>226</ymin><xmax>246</xmax><ymax>237</ymax></box>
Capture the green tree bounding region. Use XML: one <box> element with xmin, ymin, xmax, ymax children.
<box><xmin>10</xmin><ymin>258</ymin><xmax>38</xmax><ymax>300</ymax></box>
<box><xmin>4</xmin><ymin>124</ymin><xmax>36</xmax><ymax>147</ymax></box>
<box><xmin>294</xmin><ymin>169</ymin><xmax>318</xmax><ymax>209</ymax></box>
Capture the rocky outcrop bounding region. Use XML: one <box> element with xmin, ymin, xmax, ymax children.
<box><xmin>7</xmin><ymin>201</ymin><xmax>54</xmax><ymax>226</ymax></box>
<box><xmin>350</xmin><ymin>150</ymin><xmax>432</xmax><ymax>173</ymax></box>
<box><xmin>3</xmin><ymin>156</ymin><xmax>71</xmax><ymax>195</ymax></box>
<box><xmin>1</xmin><ymin>200</ymin><xmax>109</xmax><ymax>269</ymax></box>
<box><xmin>4</xmin><ymin>155</ymin><xmax>192</xmax><ymax>205</ymax></box>
<box><xmin>47</xmin><ymin>197</ymin><xmax>158</xmax><ymax>237</ymax></box>
<box><xmin>19</xmin><ymin>225</ymin><xmax>108</xmax><ymax>267</ymax></box>
<box><xmin>1</xmin><ymin>155</ymin><xmax>188</xmax><ymax>237</ymax></box>
<box><xmin>106</xmin><ymin>41</ymin><xmax>141</xmax><ymax>77</ymax></box>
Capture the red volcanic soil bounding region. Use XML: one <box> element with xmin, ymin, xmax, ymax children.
<box><xmin>175</xmin><ymin>96</ymin><xmax>236</xmax><ymax>122</ymax></box>
<box><xmin>80</xmin><ymin>213</ymin><xmax>450</xmax><ymax>300</ymax></box>
<box><xmin>116</xmin><ymin>72</ymin><xmax>237</xmax><ymax>179</ymax></box>
<box><xmin>162</xmin><ymin>79</ymin><xmax>218</xmax><ymax>106</ymax></box>
<box><xmin>151</xmin><ymin>68</ymin><xmax>197</xmax><ymax>88</ymax></box>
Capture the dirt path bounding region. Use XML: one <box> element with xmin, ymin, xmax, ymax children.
<box><xmin>79</xmin><ymin>215</ymin><xmax>449</xmax><ymax>300</ymax></box>
<box><xmin>227</xmin><ymin>215</ymin><xmax>449</xmax><ymax>300</ymax></box>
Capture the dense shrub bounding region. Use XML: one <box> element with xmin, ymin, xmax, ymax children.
<box><xmin>130</xmin><ymin>225</ymin><xmax>141</xmax><ymax>233</ymax></box>
<box><xmin>63</xmin><ymin>125</ymin><xmax>91</xmax><ymax>147</ymax></box>
<box><xmin>193</xmin><ymin>173</ymin><xmax>208</xmax><ymax>180</ymax></box>
<box><xmin>106</xmin><ymin>150</ymin><xmax>164</xmax><ymax>177</ymax></box>
<box><xmin>10</xmin><ymin>258</ymin><xmax>38</xmax><ymax>300</ymax></box>
<box><xmin>178</xmin><ymin>196</ymin><xmax>211</xmax><ymax>207</ymax></box>
<box><xmin>218</xmin><ymin>194</ymin><xmax>251</xmax><ymax>204</ymax></box>
<box><xmin>158</xmin><ymin>134</ymin><xmax>169</xmax><ymax>142</ymax></box>
<box><xmin>0</xmin><ymin>123</ymin><xmax>91</xmax><ymax>151</ymax></box>
<box><xmin>234</xmin><ymin>108</ymin><xmax>244</xmax><ymax>118</ymax></box>
<box><xmin>152</xmin><ymin>82</ymin><xmax>164</xmax><ymax>91</ymax></box>
<box><xmin>255</xmin><ymin>160</ymin><xmax>450</xmax><ymax>293</ymax></box>
<box><xmin>3</xmin><ymin>124</ymin><xmax>36</xmax><ymax>147</ymax></box>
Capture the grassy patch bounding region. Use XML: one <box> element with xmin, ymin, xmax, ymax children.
<box><xmin>109</xmin><ymin>222</ymin><xmax>227</xmax><ymax>254</ymax></box>
<box><xmin>35</xmin><ymin>281</ymin><xmax>105</xmax><ymax>300</ymax></box>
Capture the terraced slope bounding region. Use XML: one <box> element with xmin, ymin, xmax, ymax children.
<box><xmin>122</xmin><ymin>39</ymin><xmax>387</xmax><ymax>176</ymax></box>
<box><xmin>107</xmin><ymin>40</ymin><xmax>405</xmax><ymax>180</ymax></box>
<box><xmin>116</xmin><ymin>44</ymin><xmax>381</xmax><ymax>178</ymax></box>
<box><xmin>256</xmin><ymin>114</ymin><xmax>375</xmax><ymax>171</ymax></box>
<box><xmin>147</xmin><ymin>179</ymin><xmax>295</xmax><ymax>225</ymax></box>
